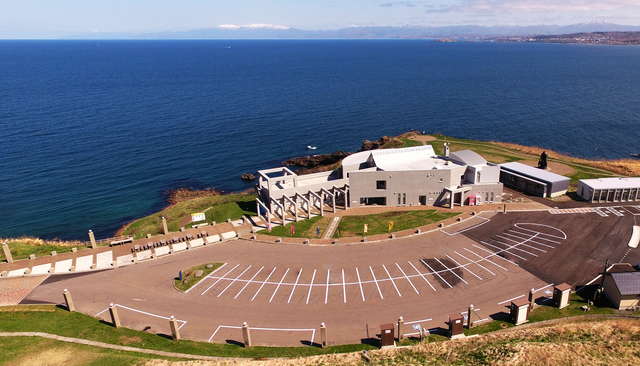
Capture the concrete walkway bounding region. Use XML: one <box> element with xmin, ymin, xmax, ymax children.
<box><xmin>0</xmin><ymin>332</ymin><xmax>239</xmax><ymax>361</ymax></box>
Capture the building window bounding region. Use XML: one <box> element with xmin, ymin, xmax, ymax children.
<box><xmin>376</xmin><ymin>180</ymin><xmax>386</xmax><ymax>190</ymax></box>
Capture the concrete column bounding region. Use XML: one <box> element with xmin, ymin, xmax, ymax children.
<box><xmin>320</xmin><ymin>322</ymin><xmax>327</xmax><ymax>348</ymax></box>
<box><xmin>109</xmin><ymin>303</ymin><xmax>121</xmax><ymax>328</ymax></box>
<box><xmin>2</xmin><ymin>242</ymin><xmax>13</xmax><ymax>263</ymax></box>
<box><xmin>170</xmin><ymin>315</ymin><xmax>180</xmax><ymax>340</ymax></box>
<box><xmin>529</xmin><ymin>288</ymin><xmax>535</xmax><ymax>310</ymax></box>
<box><xmin>88</xmin><ymin>230</ymin><xmax>97</xmax><ymax>249</ymax></box>
<box><xmin>63</xmin><ymin>289</ymin><xmax>75</xmax><ymax>312</ymax></box>
<box><xmin>242</xmin><ymin>322</ymin><xmax>252</xmax><ymax>348</ymax></box>
<box><xmin>467</xmin><ymin>305</ymin><xmax>475</xmax><ymax>329</ymax></box>
<box><xmin>162</xmin><ymin>217</ymin><xmax>169</xmax><ymax>235</ymax></box>
<box><xmin>398</xmin><ymin>316</ymin><xmax>405</xmax><ymax>341</ymax></box>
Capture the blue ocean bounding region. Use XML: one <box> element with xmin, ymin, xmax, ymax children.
<box><xmin>1</xmin><ymin>40</ymin><xmax>640</xmax><ymax>240</ymax></box>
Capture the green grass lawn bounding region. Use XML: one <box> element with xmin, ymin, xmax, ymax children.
<box><xmin>262</xmin><ymin>215</ymin><xmax>330</xmax><ymax>238</ymax></box>
<box><xmin>174</xmin><ymin>263</ymin><xmax>224</xmax><ymax>292</ymax></box>
<box><xmin>1</xmin><ymin>242</ymin><xmax>91</xmax><ymax>262</ymax></box>
<box><xmin>335</xmin><ymin>210</ymin><xmax>459</xmax><ymax>238</ymax></box>
<box><xmin>0</xmin><ymin>306</ymin><xmax>377</xmax><ymax>359</ymax></box>
<box><xmin>122</xmin><ymin>194</ymin><xmax>257</xmax><ymax>239</ymax></box>
<box><xmin>464</xmin><ymin>290</ymin><xmax>618</xmax><ymax>336</ymax></box>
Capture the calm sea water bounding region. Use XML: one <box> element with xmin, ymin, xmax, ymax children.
<box><xmin>1</xmin><ymin>40</ymin><xmax>640</xmax><ymax>240</ymax></box>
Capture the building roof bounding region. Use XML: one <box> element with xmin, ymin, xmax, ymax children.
<box><xmin>450</xmin><ymin>150</ymin><xmax>487</xmax><ymax>166</ymax></box>
<box><xmin>611</xmin><ymin>272</ymin><xmax>640</xmax><ymax>296</ymax></box>
<box><xmin>499</xmin><ymin>162</ymin><xmax>570</xmax><ymax>184</ymax></box>
<box><xmin>580</xmin><ymin>177</ymin><xmax>640</xmax><ymax>190</ymax></box>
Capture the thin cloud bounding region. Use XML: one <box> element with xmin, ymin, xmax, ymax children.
<box><xmin>380</xmin><ymin>1</ymin><xmax>417</xmax><ymax>7</ymax></box>
<box><xmin>427</xmin><ymin>0</ymin><xmax>640</xmax><ymax>14</ymax></box>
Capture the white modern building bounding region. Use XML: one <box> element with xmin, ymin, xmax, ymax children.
<box><xmin>577</xmin><ymin>177</ymin><xmax>640</xmax><ymax>203</ymax></box>
<box><xmin>499</xmin><ymin>162</ymin><xmax>570</xmax><ymax>198</ymax></box>
<box><xmin>255</xmin><ymin>144</ymin><xmax>503</xmax><ymax>224</ymax></box>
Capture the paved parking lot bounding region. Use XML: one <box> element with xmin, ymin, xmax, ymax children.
<box><xmin>21</xmin><ymin>207</ymin><xmax>639</xmax><ymax>346</ymax></box>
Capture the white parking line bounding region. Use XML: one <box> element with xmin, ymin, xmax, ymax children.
<box><xmin>251</xmin><ymin>267</ymin><xmax>277</xmax><ymax>301</ymax></box>
<box><xmin>405</xmin><ymin>317</ymin><xmax>433</xmax><ymax>325</ymax></box>
<box><xmin>186</xmin><ymin>263</ymin><xmax>227</xmax><ymax>293</ymax></box>
<box><xmin>481</xmin><ymin>239</ymin><xmax>527</xmax><ymax>261</ymax></box>
<box><xmin>306</xmin><ymin>269</ymin><xmax>316</xmax><ymax>304</ymax></box>
<box><xmin>234</xmin><ymin>266</ymin><xmax>264</xmax><ymax>299</ymax></box>
<box><xmin>495</xmin><ymin>235</ymin><xmax>547</xmax><ymax>253</ymax></box>
<box><xmin>464</xmin><ymin>247</ymin><xmax>509</xmax><ymax>271</ymax></box>
<box><xmin>454</xmin><ymin>251</ymin><xmax>495</xmax><ymax>276</ymax></box>
<box><xmin>218</xmin><ymin>265</ymin><xmax>252</xmax><ymax>297</ymax></box>
<box><xmin>110</xmin><ymin>304</ymin><xmax>187</xmax><ymax>328</ymax></box>
<box><xmin>420</xmin><ymin>259</ymin><xmax>451</xmax><ymax>288</ymax></box>
<box><xmin>408</xmin><ymin>261</ymin><xmax>436</xmax><ymax>291</ymax></box>
<box><xmin>441</xmin><ymin>216</ymin><xmax>491</xmax><ymax>236</ymax></box>
<box><xmin>508</xmin><ymin>230</ymin><xmax>561</xmax><ymax>244</ymax></box>
<box><xmin>534</xmin><ymin>283</ymin><xmax>554</xmax><ymax>292</ymax></box>
<box><xmin>325</xmin><ymin>269</ymin><xmax>330</xmax><ymax>304</ymax></box>
<box><xmin>434</xmin><ymin>257</ymin><xmax>468</xmax><ymax>285</ymax></box>
<box><xmin>446</xmin><ymin>254</ymin><xmax>482</xmax><ymax>280</ymax></box>
<box><xmin>498</xmin><ymin>294</ymin><xmax>524</xmax><ymax>305</ymax></box>
<box><xmin>369</xmin><ymin>266</ymin><xmax>384</xmax><ymax>299</ymax></box>
<box><xmin>473</xmin><ymin>244</ymin><xmax>520</xmax><ymax>267</ymax></box>
<box><xmin>287</xmin><ymin>269</ymin><xmax>303</xmax><ymax>304</ymax></box>
<box><xmin>504</xmin><ymin>232</ymin><xmax>556</xmax><ymax>248</ymax></box>
<box><xmin>269</xmin><ymin>268</ymin><xmax>290</xmax><ymax>303</ymax></box>
<box><xmin>383</xmin><ymin>264</ymin><xmax>402</xmax><ymax>297</ymax></box>
<box><xmin>356</xmin><ymin>267</ymin><xmax>365</xmax><ymax>301</ymax></box>
<box><xmin>514</xmin><ymin>223</ymin><xmax>567</xmax><ymax>240</ymax></box>
<box><xmin>201</xmin><ymin>264</ymin><xmax>240</xmax><ymax>296</ymax></box>
<box><xmin>396</xmin><ymin>263</ymin><xmax>419</xmax><ymax>294</ymax></box>
<box><xmin>480</xmin><ymin>241</ymin><xmax>528</xmax><ymax>260</ymax></box>
<box><xmin>342</xmin><ymin>269</ymin><xmax>347</xmax><ymax>303</ymax></box>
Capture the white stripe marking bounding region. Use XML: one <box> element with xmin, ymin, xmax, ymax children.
<box><xmin>217</xmin><ymin>265</ymin><xmax>252</xmax><ymax>297</ymax></box>
<box><xmin>435</xmin><ymin>257</ymin><xmax>468</xmax><ymax>285</ymax></box>
<box><xmin>454</xmin><ymin>251</ymin><xmax>495</xmax><ymax>276</ymax></box>
<box><xmin>342</xmin><ymin>269</ymin><xmax>347</xmax><ymax>303</ymax></box>
<box><xmin>201</xmin><ymin>264</ymin><xmax>240</xmax><ymax>295</ymax></box>
<box><xmin>498</xmin><ymin>294</ymin><xmax>525</xmax><ymax>305</ymax></box>
<box><xmin>325</xmin><ymin>269</ymin><xmax>330</xmax><ymax>304</ymax></box>
<box><xmin>287</xmin><ymin>269</ymin><xmax>303</xmax><ymax>304</ymax></box>
<box><xmin>269</xmin><ymin>268</ymin><xmax>290</xmax><ymax>303</ymax></box>
<box><xmin>408</xmin><ymin>261</ymin><xmax>436</xmax><ymax>291</ymax></box>
<box><xmin>446</xmin><ymin>254</ymin><xmax>482</xmax><ymax>280</ymax></box>
<box><xmin>356</xmin><ymin>268</ymin><xmax>365</xmax><ymax>301</ymax></box>
<box><xmin>306</xmin><ymin>269</ymin><xmax>316</xmax><ymax>304</ymax></box>
<box><xmin>370</xmin><ymin>266</ymin><xmax>384</xmax><ymax>299</ymax></box>
<box><xmin>186</xmin><ymin>263</ymin><xmax>227</xmax><ymax>293</ymax></box>
<box><xmin>383</xmin><ymin>264</ymin><xmax>402</xmax><ymax>297</ymax></box>
<box><xmin>234</xmin><ymin>266</ymin><xmax>264</xmax><ymax>299</ymax></box>
<box><xmin>251</xmin><ymin>267</ymin><xmax>277</xmax><ymax>301</ymax></box>
<box><xmin>396</xmin><ymin>263</ymin><xmax>419</xmax><ymax>294</ymax></box>
<box><xmin>421</xmin><ymin>259</ymin><xmax>451</xmax><ymax>288</ymax></box>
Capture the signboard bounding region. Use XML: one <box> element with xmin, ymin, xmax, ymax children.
<box><xmin>191</xmin><ymin>212</ymin><xmax>206</xmax><ymax>223</ymax></box>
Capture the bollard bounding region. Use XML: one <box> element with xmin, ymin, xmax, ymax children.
<box><xmin>529</xmin><ymin>288</ymin><xmax>535</xmax><ymax>310</ymax></box>
<box><xmin>162</xmin><ymin>217</ymin><xmax>169</xmax><ymax>235</ymax></box>
<box><xmin>170</xmin><ymin>316</ymin><xmax>180</xmax><ymax>340</ymax></box>
<box><xmin>2</xmin><ymin>242</ymin><xmax>13</xmax><ymax>263</ymax></box>
<box><xmin>88</xmin><ymin>230</ymin><xmax>97</xmax><ymax>249</ymax></box>
<box><xmin>109</xmin><ymin>303</ymin><xmax>121</xmax><ymax>328</ymax></box>
<box><xmin>242</xmin><ymin>322</ymin><xmax>252</xmax><ymax>348</ymax></box>
<box><xmin>63</xmin><ymin>289</ymin><xmax>75</xmax><ymax>312</ymax></box>
<box><xmin>467</xmin><ymin>304</ymin><xmax>475</xmax><ymax>329</ymax></box>
<box><xmin>398</xmin><ymin>316</ymin><xmax>405</xmax><ymax>341</ymax></box>
<box><xmin>320</xmin><ymin>322</ymin><xmax>327</xmax><ymax>348</ymax></box>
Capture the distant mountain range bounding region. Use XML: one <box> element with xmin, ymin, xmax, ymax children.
<box><xmin>65</xmin><ymin>21</ymin><xmax>640</xmax><ymax>40</ymax></box>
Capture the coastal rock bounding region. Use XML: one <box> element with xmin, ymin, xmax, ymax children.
<box><xmin>241</xmin><ymin>173</ymin><xmax>255</xmax><ymax>181</ymax></box>
<box><xmin>359</xmin><ymin>136</ymin><xmax>395</xmax><ymax>152</ymax></box>
<box><xmin>167</xmin><ymin>187</ymin><xmax>222</xmax><ymax>204</ymax></box>
<box><xmin>285</xmin><ymin>151</ymin><xmax>350</xmax><ymax>168</ymax></box>
<box><xmin>206</xmin><ymin>264</ymin><xmax>214</xmax><ymax>269</ymax></box>
<box><xmin>194</xmin><ymin>270</ymin><xmax>204</xmax><ymax>278</ymax></box>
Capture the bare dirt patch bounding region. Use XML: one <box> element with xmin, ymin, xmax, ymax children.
<box><xmin>9</xmin><ymin>347</ymin><xmax>96</xmax><ymax>366</ymax></box>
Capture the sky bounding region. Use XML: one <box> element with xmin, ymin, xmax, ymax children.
<box><xmin>1</xmin><ymin>0</ymin><xmax>640</xmax><ymax>38</ymax></box>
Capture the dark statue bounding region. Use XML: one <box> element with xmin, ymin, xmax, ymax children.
<box><xmin>538</xmin><ymin>151</ymin><xmax>548</xmax><ymax>169</ymax></box>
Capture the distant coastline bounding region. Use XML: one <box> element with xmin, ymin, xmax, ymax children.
<box><xmin>490</xmin><ymin>31</ymin><xmax>640</xmax><ymax>45</ymax></box>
